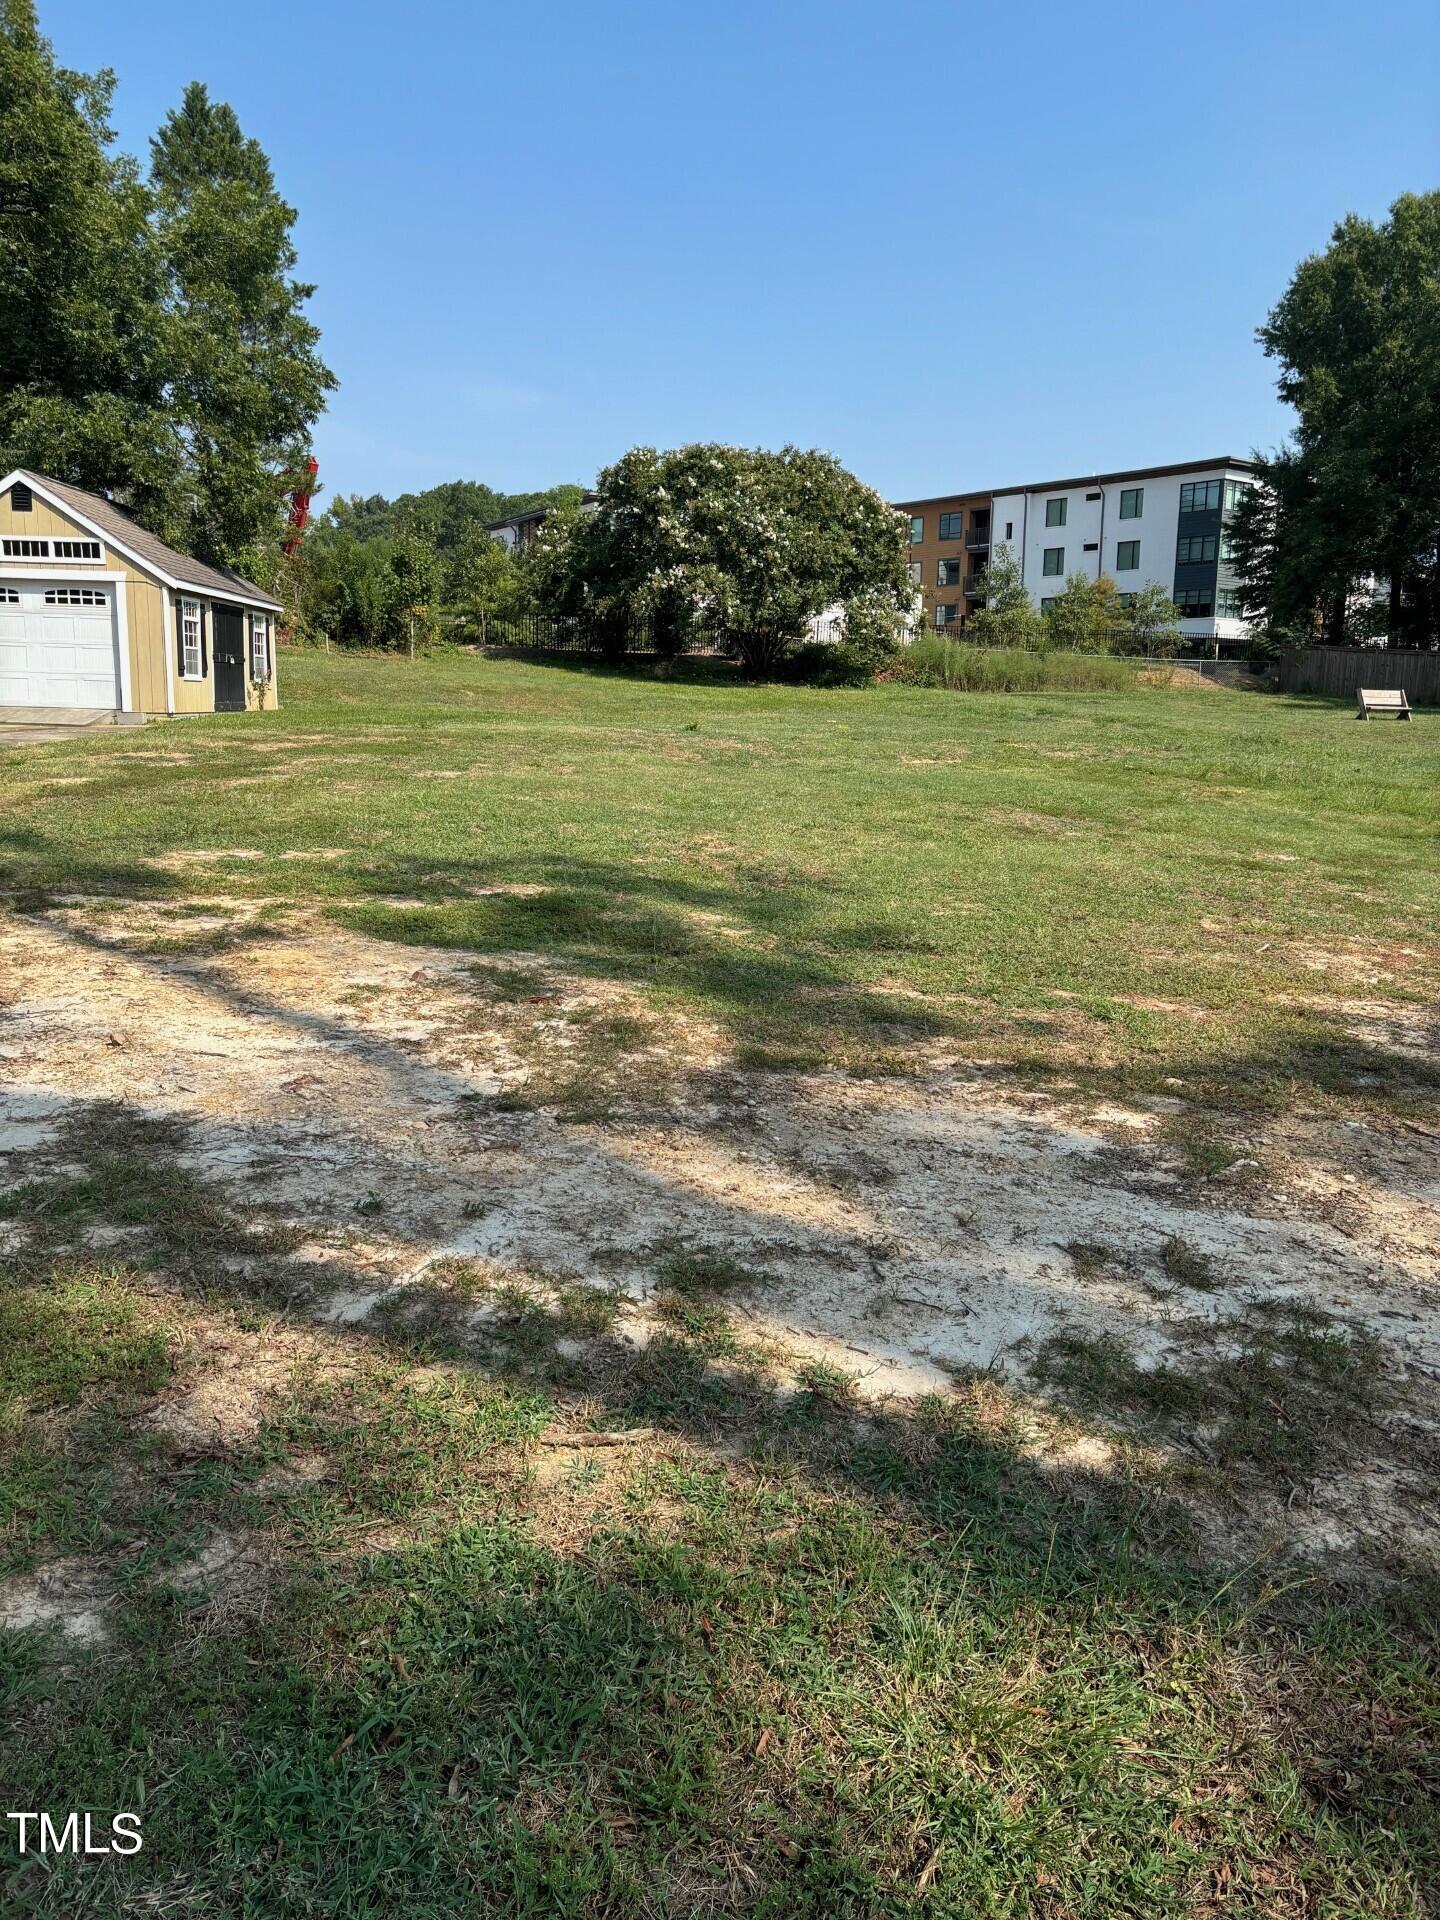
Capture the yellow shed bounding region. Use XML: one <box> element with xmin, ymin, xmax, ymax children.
<box><xmin>0</xmin><ymin>468</ymin><xmax>281</xmax><ymax>719</ymax></box>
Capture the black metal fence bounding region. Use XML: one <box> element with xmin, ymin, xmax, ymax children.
<box><xmin>480</xmin><ymin>612</ymin><xmax>735</xmax><ymax>658</ymax></box>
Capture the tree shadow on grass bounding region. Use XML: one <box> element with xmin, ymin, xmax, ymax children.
<box><xmin>3</xmin><ymin>1122</ymin><xmax>1436</xmax><ymax>1918</ymax></box>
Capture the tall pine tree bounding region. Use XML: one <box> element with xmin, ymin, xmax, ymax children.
<box><xmin>149</xmin><ymin>82</ymin><xmax>334</xmax><ymax>576</ymax></box>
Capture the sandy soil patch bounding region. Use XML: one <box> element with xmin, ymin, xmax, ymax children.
<box><xmin>0</xmin><ymin>1561</ymin><xmax>112</xmax><ymax>1645</ymax></box>
<box><xmin>2</xmin><ymin>899</ymin><xmax>1436</xmax><ymax>1564</ymax></box>
<box><xmin>1135</xmin><ymin>667</ymin><xmax>1225</xmax><ymax>691</ymax></box>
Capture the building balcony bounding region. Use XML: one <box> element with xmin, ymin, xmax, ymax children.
<box><xmin>964</xmin><ymin>574</ymin><xmax>987</xmax><ymax>597</ymax></box>
<box><xmin>965</xmin><ymin>529</ymin><xmax>991</xmax><ymax>551</ymax></box>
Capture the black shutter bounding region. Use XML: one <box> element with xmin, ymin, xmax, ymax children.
<box><xmin>200</xmin><ymin>604</ymin><xmax>209</xmax><ymax>677</ymax></box>
<box><xmin>175</xmin><ymin>599</ymin><xmax>186</xmax><ymax>675</ymax></box>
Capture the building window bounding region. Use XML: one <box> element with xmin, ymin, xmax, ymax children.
<box><xmin>250</xmin><ymin>612</ymin><xmax>271</xmax><ymax>682</ymax></box>
<box><xmin>934</xmin><ymin>603</ymin><xmax>959</xmax><ymax>628</ymax></box>
<box><xmin>9</xmin><ymin>483</ymin><xmax>32</xmax><ymax>513</ymax></box>
<box><xmin>1223</xmin><ymin>479</ymin><xmax>1251</xmax><ymax>512</ymax></box>
<box><xmin>1118</xmin><ymin>592</ymin><xmax>1137</xmax><ymax>609</ymax></box>
<box><xmin>1176</xmin><ymin>534</ymin><xmax>1217</xmax><ymax>565</ymax></box>
<box><xmin>938</xmin><ymin>511</ymin><xmax>964</xmax><ymax>540</ymax></box>
<box><xmin>0</xmin><ymin>586</ymin><xmax>17</xmax><ymax>603</ymax></box>
<box><xmin>1045</xmin><ymin>498</ymin><xmax>1067</xmax><ymax>527</ymax></box>
<box><xmin>180</xmin><ymin>597</ymin><xmax>204</xmax><ymax>679</ymax></box>
<box><xmin>909</xmin><ymin>516</ymin><xmax>924</xmax><ymax>544</ymax></box>
<box><xmin>2</xmin><ymin>536</ymin><xmax>49</xmax><ymax>559</ymax></box>
<box><xmin>1115</xmin><ymin>540</ymin><xmax>1140</xmax><ymax>572</ymax></box>
<box><xmin>1216</xmin><ymin>588</ymin><xmax>1244</xmax><ymax>618</ymax></box>
<box><xmin>1118</xmin><ymin>487</ymin><xmax>1143</xmax><ymax>520</ymax></box>
<box><xmin>43</xmin><ymin>587</ymin><xmax>107</xmax><ymax>606</ymax></box>
<box><xmin>1042</xmin><ymin>546</ymin><xmax>1064</xmax><ymax>575</ymax></box>
<box><xmin>906</xmin><ymin>561</ymin><xmax>921</xmax><ymax>586</ymax></box>
<box><xmin>1040</xmin><ymin>597</ymin><xmax>1057</xmax><ymax>614</ymax></box>
<box><xmin>936</xmin><ymin>558</ymin><xmax>961</xmax><ymax>587</ymax></box>
<box><xmin>52</xmin><ymin>538</ymin><xmax>102</xmax><ymax>561</ymax></box>
<box><xmin>1173</xmin><ymin>588</ymin><xmax>1214</xmax><ymax>616</ymax></box>
<box><xmin>1004</xmin><ymin>521</ymin><xmax>1013</xmax><ymax>539</ymax></box>
<box><xmin>1178</xmin><ymin>479</ymin><xmax>1222</xmax><ymax>514</ymax></box>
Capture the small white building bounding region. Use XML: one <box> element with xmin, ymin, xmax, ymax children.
<box><xmin>989</xmin><ymin>457</ymin><xmax>1258</xmax><ymax>651</ymax></box>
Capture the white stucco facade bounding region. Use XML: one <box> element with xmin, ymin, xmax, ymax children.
<box><xmin>989</xmin><ymin>460</ymin><xmax>1258</xmax><ymax>650</ymax></box>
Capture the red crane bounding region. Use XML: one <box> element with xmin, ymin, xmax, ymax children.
<box><xmin>283</xmin><ymin>455</ymin><xmax>318</xmax><ymax>556</ymax></box>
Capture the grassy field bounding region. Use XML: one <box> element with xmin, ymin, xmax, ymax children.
<box><xmin>1</xmin><ymin>653</ymin><xmax>1438</xmax><ymax>1917</ymax></box>
<box><xmin>2</xmin><ymin>649</ymin><xmax>1437</xmax><ymax>1109</ymax></box>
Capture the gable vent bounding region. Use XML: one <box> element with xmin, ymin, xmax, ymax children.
<box><xmin>9</xmin><ymin>482</ymin><xmax>33</xmax><ymax>513</ymax></box>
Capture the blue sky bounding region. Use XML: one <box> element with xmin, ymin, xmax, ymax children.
<box><xmin>50</xmin><ymin>0</ymin><xmax>1440</xmax><ymax>504</ymax></box>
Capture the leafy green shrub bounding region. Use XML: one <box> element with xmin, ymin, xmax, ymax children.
<box><xmin>778</xmin><ymin>640</ymin><xmax>876</xmax><ymax>686</ymax></box>
<box><xmin>888</xmin><ymin>638</ymin><xmax>1139</xmax><ymax>692</ymax></box>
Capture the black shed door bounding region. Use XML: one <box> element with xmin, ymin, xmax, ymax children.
<box><xmin>212</xmin><ymin>605</ymin><xmax>247</xmax><ymax>712</ymax></box>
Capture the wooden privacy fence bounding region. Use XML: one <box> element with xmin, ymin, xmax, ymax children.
<box><xmin>1277</xmin><ymin>647</ymin><xmax>1440</xmax><ymax>705</ymax></box>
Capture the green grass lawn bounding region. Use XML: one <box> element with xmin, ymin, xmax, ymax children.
<box><xmin>2</xmin><ymin>649</ymin><xmax>1437</xmax><ymax>1110</ymax></box>
<box><xmin>2</xmin><ymin>654</ymin><xmax>1438</xmax><ymax>1917</ymax></box>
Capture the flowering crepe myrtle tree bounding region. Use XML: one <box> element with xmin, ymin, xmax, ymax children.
<box><xmin>532</xmin><ymin>444</ymin><xmax>911</xmax><ymax>674</ymax></box>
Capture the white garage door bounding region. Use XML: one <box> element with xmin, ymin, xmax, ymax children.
<box><xmin>0</xmin><ymin>581</ymin><xmax>121</xmax><ymax>709</ymax></box>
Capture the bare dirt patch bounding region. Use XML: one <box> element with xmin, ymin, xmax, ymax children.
<box><xmin>1135</xmin><ymin>667</ymin><xmax>1226</xmax><ymax>691</ymax></box>
<box><xmin>0</xmin><ymin>1560</ymin><xmax>112</xmax><ymax>1645</ymax></box>
<box><xmin>2</xmin><ymin>899</ymin><xmax>1436</xmax><ymax>1566</ymax></box>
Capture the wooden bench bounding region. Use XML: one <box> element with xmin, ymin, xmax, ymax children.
<box><xmin>1356</xmin><ymin>686</ymin><xmax>1411</xmax><ymax>720</ymax></box>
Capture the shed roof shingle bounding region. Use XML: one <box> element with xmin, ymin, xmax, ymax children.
<box><xmin>16</xmin><ymin>470</ymin><xmax>282</xmax><ymax>609</ymax></box>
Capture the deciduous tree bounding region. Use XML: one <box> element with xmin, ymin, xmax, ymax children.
<box><xmin>1239</xmin><ymin>192</ymin><xmax>1440</xmax><ymax>644</ymax></box>
<box><xmin>965</xmin><ymin>546</ymin><xmax>1045</xmax><ymax>649</ymax></box>
<box><xmin>533</xmin><ymin>444</ymin><xmax>910</xmax><ymax>675</ymax></box>
<box><xmin>1122</xmin><ymin>581</ymin><xmax>1181</xmax><ymax>656</ymax></box>
<box><xmin>0</xmin><ymin>4</ymin><xmax>333</xmax><ymax>575</ymax></box>
<box><xmin>1043</xmin><ymin>571</ymin><xmax>1122</xmax><ymax>653</ymax></box>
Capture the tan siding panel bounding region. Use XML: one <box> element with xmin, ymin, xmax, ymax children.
<box><xmin>173</xmin><ymin>597</ymin><xmax>215</xmax><ymax>714</ymax></box>
<box><xmin>125</xmin><ymin>577</ymin><xmax>168</xmax><ymax>713</ymax></box>
<box><xmin>0</xmin><ymin>492</ymin><xmax>107</xmax><ymax>564</ymax></box>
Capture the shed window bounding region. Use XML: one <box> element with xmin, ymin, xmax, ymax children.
<box><xmin>9</xmin><ymin>483</ymin><xmax>32</xmax><ymax>512</ymax></box>
<box><xmin>0</xmin><ymin>587</ymin><xmax>18</xmax><ymax>603</ymax></box>
<box><xmin>52</xmin><ymin>538</ymin><xmax>102</xmax><ymax>561</ymax></box>
<box><xmin>2</xmin><ymin>537</ymin><xmax>49</xmax><ymax>559</ymax></box>
<box><xmin>250</xmin><ymin>612</ymin><xmax>271</xmax><ymax>682</ymax></box>
<box><xmin>44</xmin><ymin>587</ymin><xmax>107</xmax><ymax>606</ymax></box>
<box><xmin>180</xmin><ymin>598</ymin><xmax>204</xmax><ymax>679</ymax></box>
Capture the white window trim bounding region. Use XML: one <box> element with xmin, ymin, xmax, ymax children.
<box><xmin>180</xmin><ymin>597</ymin><xmax>204</xmax><ymax>680</ymax></box>
<box><xmin>0</xmin><ymin>535</ymin><xmax>104</xmax><ymax>563</ymax></box>
<box><xmin>42</xmin><ymin>585</ymin><xmax>110</xmax><ymax>606</ymax></box>
<box><xmin>250</xmin><ymin>611</ymin><xmax>271</xmax><ymax>683</ymax></box>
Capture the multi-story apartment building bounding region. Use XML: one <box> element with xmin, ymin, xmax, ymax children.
<box><xmin>892</xmin><ymin>490</ymin><xmax>993</xmax><ymax>632</ymax></box>
<box><xmin>899</xmin><ymin>457</ymin><xmax>1259</xmax><ymax>649</ymax></box>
